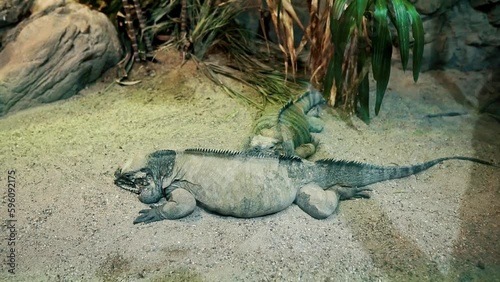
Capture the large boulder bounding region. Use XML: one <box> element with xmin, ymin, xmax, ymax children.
<box><xmin>0</xmin><ymin>0</ymin><xmax>122</xmax><ymax>116</ymax></box>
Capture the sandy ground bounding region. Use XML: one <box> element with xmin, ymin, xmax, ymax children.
<box><xmin>0</xmin><ymin>50</ymin><xmax>499</xmax><ymax>281</ymax></box>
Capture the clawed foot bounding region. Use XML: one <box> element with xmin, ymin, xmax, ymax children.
<box><xmin>334</xmin><ymin>187</ymin><xmax>372</xmax><ymax>200</ymax></box>
<box><xmin>133</xmin><ymin>208</ymin><xmax>164</xmax><ymax>224</ymax></box>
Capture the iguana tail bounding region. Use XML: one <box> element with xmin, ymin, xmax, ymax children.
<box><xmin>312</xmin><ymin>156</ymin><xmax>499</xmax><ymax>188</ymax></box>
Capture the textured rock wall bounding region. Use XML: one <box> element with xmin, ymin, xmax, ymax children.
<box><xmin>412</xmin><ymin>0</ymin><xmax>500</xmax><ymax>70</ymax></box>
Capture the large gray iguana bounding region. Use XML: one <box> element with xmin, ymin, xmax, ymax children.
<box><xmin>243</xmin><ymin>88</ymin><xmax>325</xmax><ymax>158</ymax></box>
<box><xmin>114</xmin><ymin>148</ymin><xmax>498</xmax><ymax>224</ymax></box>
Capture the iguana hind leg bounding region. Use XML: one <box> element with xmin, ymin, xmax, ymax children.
<box><xmin>295</xmin><ymin>184</ymin><xmax>372</xmax><ymax>219</ymax></box>
<box><xmin>295</xmin><ymin>183</ymin><xmax>340</xmax><ymax>219</ymax></box>
<box><xmin>134</xmin><ymin>188</ymin><xmax>196</xmax><ymax>224</ymax></box>
<box><xmin>295</xmin><ymin>143</ymin><xmax>316</xmax><ymax>159</ymax></box>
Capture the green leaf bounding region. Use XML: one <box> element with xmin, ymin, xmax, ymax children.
<box><xmin>329</xmin><ymin>13</ymin><xmax>341</xmax><ymax>95</ymax></box>
<box><xmin>331</xmin><ymin>1</ymin><xmax>357</xmax><ymax>48</ymax></box>
<box><xmin>372</xmin><ymin>0</ymin><xmax>389</xmax><ymax>80</ymax></box>
<box><xmin>372</xmin><ymin>0</ymin><xmax>392</xmax><ymax>115</ymax></box>
<box><xmin>332</xmin><ymin>0</ymin><xmax>349</xmax><ymax>20</ymax></box>
<box><xmin>356</xmin><ymin>0</ymin><xmax>369</xmax><ymax>27</ymax></box>
<box><xmin>329</xmin><ymin>3</ymin><xmax>357</xmax><ymax>98</ymax></box>
<box><xmin>333</xmin><ymin>46</ymin><xmax>344</xmax><ymax>93</ymax></box>
<box><xmin>375</xmin><ymin>67</ymin><xmax>391</xmax><ymax>115</ymax></box>
<box><xmin>391</xmin><ymin>0</ymin><xmax>410</xmax><ymax>70</ymax></box>
<box><xmin>330</xmin><ymin>9</ymin><xmax>340</xmax><ymax>44</ymax></box>
<box><xmin>405</xmin><ymin>2</ymin><xmax>424</xmax><ymax>82</ymax></box>
<box><xmin>151</xmin><ymin>0</ymin><xmax>179</xmax><ymax>24</ymax></box>
<box><xmin>357</xmin><ymin>49</ymin><xmax>370</xmax><ymax>123</ymax></box>
<box><xmin>339</xmin><ymin>3</ymin><xmax>357</xmax><ymax>88</ymax></box>
<box><xmin>358</xmin><ymin>74</ymin><xmax>370</xmax><ymax>122</ymax></box>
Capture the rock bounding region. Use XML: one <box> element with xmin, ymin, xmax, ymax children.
<box><xmin>413</xmin><ymin>0</ymin><xmax>460</xmax><ymax>15</ymax></box>
<box><xmin>404</xmin><ymin>0</ymin><xmax>500</xmax><ymax>71</ymax></box>
<box><xmin>414</xmin><ymin>1</ymin><xmax>442</xmax><ymax>14</ymax></box>
<box><xmin>412</xmin><ymin>0</ymin><xmax>460</xmax><ymax>15</ymax></box>
<box><xmin>469</xmin><ymin>0</ymin><xmax>500</xmax><ymax>26</ymax></box>
<box><xmin>0</xmin><ymin>0</ymin><xmax>34</xmax><ymax>27</ymax></box>
<box><xmin>470</xmin><ymin>0</ymin><xmax>500</xmax><ymax>8</ymax></box>
<box><xmin>487</xmin><ymin>3</ymin><xmax>500</xmax><ymax>26</ymax></box>
<box><xmin>0</xmin><ymin>0</ymin><xmax>122</xmax><ymax>116</ymax></box>
<box><xmin>444</xmin><ymin>1</ymin><xmax>500</xmax><ymax>70</ymax></box>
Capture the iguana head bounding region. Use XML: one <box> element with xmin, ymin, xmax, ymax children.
<box><xmin>114</xmin><ymin>150</ymin><xmax>177</xmax><ymax>204</ymax></box>
<box><xmin>114</xmin><ymin>167</ymin><xmax>163</xmax><ymax>204</ymax></box>
<box><xmin>249</xmin><ymin>134</ymin><xmax>279</xmax><ymax>150</ymax></box>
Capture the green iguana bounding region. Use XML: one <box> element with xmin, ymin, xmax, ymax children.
<box><xmin>114</xmin><ymin>148</ymin><xmax>498</xmax><ymax>224</ymax></box>
<box><xmin>244</xmin><ymin>88</ymin><xmax>325</xmax><ymax>158</ymax></box>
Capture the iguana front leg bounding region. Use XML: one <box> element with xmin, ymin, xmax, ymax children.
<box><xmin>307</xmin><ymin>116</ymin><xmax>324</xmax><ymax>133</ymax></box>
<box><xmin>134</xmin><ymin>188</ymin><xmax>196</xmax><ymax>224</ymax></box>
<box><xmin>295</xmin><ymin>184</ymin><xmax>371</xmax><ymax>219</ymax></box>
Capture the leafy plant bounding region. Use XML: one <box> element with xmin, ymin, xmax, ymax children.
<box><xmin>81</xmin><ymin>0</ymin><xmax>423</xmax><ymax>121</ymax></box>
<box><xmin>331</xmin><ymin>0</ymin><xmax>423</xmax><ymax>121</ymax></box>
<box><xmin>149</xmin><ymin>0</ymin><xmax>307</xmax><ymax>106</ymax></box>
<box><xmin>266</xmin><ymin>0</ymin><xmax>424</xmax><ymax>122</ymax></box>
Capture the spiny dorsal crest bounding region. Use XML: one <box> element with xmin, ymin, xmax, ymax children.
<box><xmin>314</xmin><ymin>158</ymin><xmax>373</xmax><ymax>168</ymax></box>
<box><xmin>294</xmin><ymin>87</ymin><xmax>325</xmax><ymax>111</ymax></box>
<box><xmin>184</xmin><ymin>148</ymin><xmax>303</xmax><ymax>162</ymax></box>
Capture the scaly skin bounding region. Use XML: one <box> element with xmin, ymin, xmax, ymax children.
<box><xmin>114</xmin><ymin>148</ymin><xmax>498</xmax><ymax>224</ymax></box>
<box><xmin>244</xmin><ymin>88</ymin><xmax>325</xmax><ymax>158</ymax></box>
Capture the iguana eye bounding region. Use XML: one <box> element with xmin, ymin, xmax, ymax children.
<box><xmin>135</xmin><ymin>178</ymin><xmax>149</xmax><ymax>186</ymax></box>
